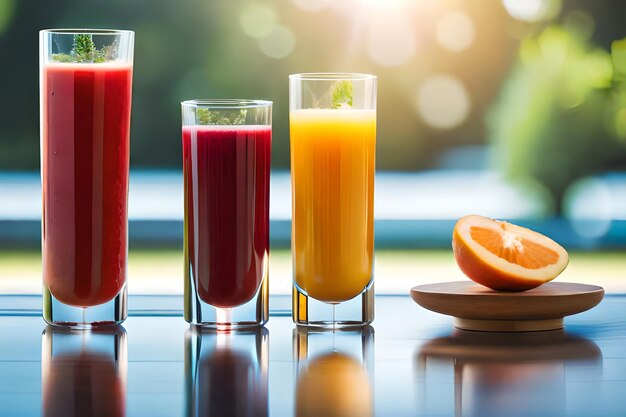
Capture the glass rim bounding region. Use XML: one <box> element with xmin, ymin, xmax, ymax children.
<box><xmin>289</xmin><ymin>73</ymin><xmax>376</xmax><ymax>81</ymax></box>
<box><xmin>181</xmin><ymin>99</ymin><xmax>273</xmax><ymax>109</ymax></box>
<box><xmin>40</xmin><ymin>28</ymin><xmax>134</xmax><ymax>36</ymax></box>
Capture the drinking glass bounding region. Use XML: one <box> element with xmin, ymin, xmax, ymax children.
<box><xmin>185</xmin><ymin>327</ymin><xmax>269</xmax><ymax>416</ymax></box>
<box><xmin>181</xmin><ymin>99</ymin><xmax>272</xmax><ymax>328</ymax></box>
<box><xmin>40</xmin><ymin>29</ymin><xmax>134</xmax><ymax>328</ymax></box>
<box><xmin>289</xmin><ymin>73</ymin><xmax>377</xmax><ymax>328</ymax></box>
<box><xmin>42</xmin><ymin>326</ymin><xmax>128</xmax><ymax>417</ymax></box>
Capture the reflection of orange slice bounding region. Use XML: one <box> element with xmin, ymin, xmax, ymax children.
<box><xmin>452</xmin><ymin>215</ymin><xmax>569</xmax><ymax>291</ymax></box>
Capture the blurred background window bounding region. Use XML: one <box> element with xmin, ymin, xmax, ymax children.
<box><xmin>0</xmin><ymin>0</ymin><xmax>625</xmax><ymax>295</ymax></box>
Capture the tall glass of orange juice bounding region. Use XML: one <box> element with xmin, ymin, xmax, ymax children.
<box><xmin>289</xmin><ymin>73</ymin><xmax>376</xmax><ymax>328</ymax></box>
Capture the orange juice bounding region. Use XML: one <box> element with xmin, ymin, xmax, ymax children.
<box><xmin>290</xmin><ymin>109</ymin><xmax>376</xmax><ymax>303</ymax></box>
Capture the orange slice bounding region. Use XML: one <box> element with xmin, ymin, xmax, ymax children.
<box><xmin>452</xmin><ymin>215</ymin><xmax>569</xmax><ymax>291</ymax></box>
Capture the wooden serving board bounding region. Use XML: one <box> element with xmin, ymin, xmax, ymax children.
<box><xmin>410</xmin><ymin>281</ymin><xmax>604</xmax><ymax>332</ymax></box>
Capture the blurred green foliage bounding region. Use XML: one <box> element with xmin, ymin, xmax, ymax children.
<box><xmin>0</xmin><ymin>0</ymin><xmax>14</xmax><ymax>35</ymax></box>
<box><xmin>1</xmin><ymin>0</ymin><xmax>625</xmax><ymax>178</ymax></box>
<box><xmin>0</xmin><ymin>0</ymin><xmax>292</xmax><ymax>170</ymax></box>
<box><xmin>0</xmin><ymin>0</ymin><xmax>523</xmax><ymax>172</ymax></box>
<box><xmin>488</xmin><ymin>26</ymin><xmax>626</xmax><ymax>213</ymax></box>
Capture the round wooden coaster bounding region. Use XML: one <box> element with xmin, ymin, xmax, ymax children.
<box><xmin>410</xmin><ymin>281</ymin><xmax>604</xmax><ymax>332</ymax></box>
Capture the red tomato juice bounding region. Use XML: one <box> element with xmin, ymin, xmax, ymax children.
<box><xmin>182</xmin><ymin>125</ymin><xmax>271</xmax><ymax>308</ymax></box>
<box><xmin>42</xmin><ymin>62</ymin><xmax>132</xmax><ymax>307</ymax></box>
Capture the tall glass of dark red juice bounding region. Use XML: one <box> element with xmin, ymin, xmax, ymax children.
<box><xmin>40</xmin><ymin>29</ymin><xmax>134</xmax><ymax>328</ymax></box>
<box><xmin>181</xmin><ymin>100</ymin><xmax>272</xmax><ymax>328</ymax></box>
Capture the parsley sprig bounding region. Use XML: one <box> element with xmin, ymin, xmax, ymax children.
<box><xmin>51</xmin><ymin>34</ymin><xmax>115</xmax><ymax>63</ymax></box>
<box><xmin>197</xmin><ymin>108</ymin><xmax>247</xmax><ymax>125</ymax></box>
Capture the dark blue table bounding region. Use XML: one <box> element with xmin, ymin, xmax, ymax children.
<box><xmin>0</xmin><ymin>294</ymin><xmax>624</xmax><ymax>416</ymax></box>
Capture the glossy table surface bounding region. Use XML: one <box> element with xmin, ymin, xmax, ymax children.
<box><xmin>2</xmin><ymin>294</ymin><xmax>626</xmax><ymax>417</ymax></box>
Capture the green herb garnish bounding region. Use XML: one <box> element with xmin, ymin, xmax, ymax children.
<box><xmin>197</xmin><ymin>108</ymin><xmax>247</xmax><ymax>125</ymax></box>
<box><xmin>50</xmin><ymin>53</ymin><xmax>74</xmax><ymax>63</ymax></box>
<box><xmin>73</xmin><ymin>34</ymin><xmax>100</xmax><ymax>61</ymax></box>
<box><xmin>332</xmin><ymin>80</ymin><xmax>353</xmax><ymax>109</ymax></box>
<box><xmin>51</xmin><ymin>34</ymin><xmax>115</xmax><ymax>63</ymax></box>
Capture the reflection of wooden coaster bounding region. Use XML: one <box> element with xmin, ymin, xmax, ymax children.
<box><xmin>415</xmin><ymin>329</ymin><xmax>602</xmax><ymax>417</ymax></box>
<box><xmin>418</xmin><ymin>329</ymin><xmax>602</xmax><ymax>362</ymax></box>
<box><xmin>410</xmin><ymin>281</ymin><xmax>604</xmax><ymax>332</ymax></box>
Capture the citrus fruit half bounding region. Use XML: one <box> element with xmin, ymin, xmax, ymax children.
<box><xmin>452</xmin><ymin>215</ymin><xmax>569</xmax><ymax>291</ymax></box>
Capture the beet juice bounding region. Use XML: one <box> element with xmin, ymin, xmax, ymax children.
<box><xmin>182</xmin><ymin>124</ymin><xmax>271</xmax><ymax>309</ymax></box>
<box><xmin>42</xmin><ymin>62</ymin><xmax>132</xmax><ymax>307</ymax></box>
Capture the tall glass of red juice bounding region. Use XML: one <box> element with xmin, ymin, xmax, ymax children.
<box><xmin>181</xmin><ymin>99</ymin><xmax>272</xmax><ymax>328</ymax></box>
<box><xmin>40</xmin><ymin>29</ymin><xmax>134</xmax><ymax>328</ymax></box>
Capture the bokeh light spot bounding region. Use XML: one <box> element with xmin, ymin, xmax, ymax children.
<box><xmin>291</xmin><ymin>0</ymin><xmax>332</xmax><ymax>12</ymax></box>
<box><xmin>502</xmin><ymin>0</ymin><xmax>561</xmax><ymax>22</ymax></box>
<box><xmin>436</xmin><ymin>12</ymin><xmax>475</xmax><ymax>52</ymax></box>
<box><xmin>239</xmin><ymin>2</ymin><xmax>278</xmax><ymax>39</ymax></box>
<box><xmin>259</xmin><ymin>25</ymin><xmax>296</xmax><ymax>59</ymax></box>
<box><xmin>417</xmin><ymin>75</ymin><xmax>471</xmax><ymax>130</ymax></box>
<box><xmin>367</xmin><ymin>13</ymin><xmax>415</xmax><ymax>67</ymax></box>
<box><xmin>564</xmin><ymin>177</ymin><xmax>613</xmax><ymax>240</ymax></box>
<box><xmin>564</xmin><ymin>9</ymin><xmax>595</xmax><ymax>41</ymax></box>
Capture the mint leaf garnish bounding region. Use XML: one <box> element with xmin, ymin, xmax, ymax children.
<box><xmin>332</xmin><ymin>80</ymin><xmax>353</xmax><ymax>109</ymax></box>
<box><xmin>51</xmin><ymin>34</ymin><xmax>116</xmax><ymax>63</ymax></box>
<box><xmin>197</xmin><ymin>108</ymin><xmax>247</xmax><ymax>125</ymax></box>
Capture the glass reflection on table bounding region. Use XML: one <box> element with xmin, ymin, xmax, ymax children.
<box><xmin>294</xmin><ymin>326</ymin><xmax>374</xmax><ymax>417</ymax></box>
<box><xmin>415</xmin><ymin>329</ymin><xmax>602</xmax><ymax>417</ymax></box>
<box><xmin>41</xmin><ymin>325</ymin><xmax>127</xmax><ymax>417</ymax></box>
<box><xmin>185</xmin><ymin>326</ymin><xmax>269</xmax><ymax>417</ymax></box>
